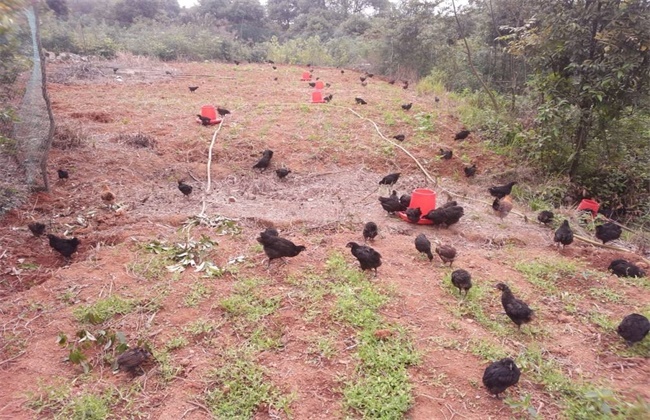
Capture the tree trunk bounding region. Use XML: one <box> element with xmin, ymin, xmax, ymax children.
<box><xmin>568</xmin><ymin>109</ymin><xmax>592</xmax><ymax>179</ymax></box>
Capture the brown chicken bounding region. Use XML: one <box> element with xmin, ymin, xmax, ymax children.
<box><xmin>435</xmin><ymin>244</ymin><xmax>457</xmax><ymax>266</ymax></box>
<box><xmin>101</xmin><ymin>184</ymin><xmax>116</xmax><ymax>206</ymax></box>
<box><xmin>492</xmin><ymin>195</ymin><xmax>513</xmax><ymax>219</ymax></box>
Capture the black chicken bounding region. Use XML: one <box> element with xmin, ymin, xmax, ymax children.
<box><xmin>112</xmin><ymin>67</ymin><xmax>118</xmax><ymax>73</ymax></box>
<box><xmin>355</xmin><ymin>97</ymin><xmax>367</xmax><ymax>105</ymax></box>
<box><xmin>178</xmin><ymin>180</ymin><xmax>192</xmax><ymax>197</ymax></box>
<box><xmin>423</xmin><ymin>205</ymin><xmax>464</xmax><ymax>227</ymax></box>
<box><xmin>482</xmin><ymin>358</ymin><xmax>521</xmax><ymax>398</ymax></box>
<box><xmin>363</xmin><ymin>222</ymin><xmax>378</xmax><ymax>242</ymax></box>
<box><xmin>360</xmin><ymin>76</ymin><xmax>366</xmax><ymax>82</ymax></box>
<box><xmin>324</xmin><ymin>94</ymin><xmax>333</xmax><ymax>102</ymax></box>
<box><xmin>217</xmin><ymin>107</ymin><xmax>231</xmax><ymax>117</ymax></box>
<box><xmin>608</xmin><ymin>259</ymin><xmax>646</xmax><ymax>278</ymax></box>
<box><xmin>554</xmin><ymin>220</ymin><xmax>574</xmax><ymax>248</ymax></box>
<box><xmin>454</xmin><ymin>130</ymin><xmax>471</xmax><ymax>140</ymax></box>
<box><xmin>537</xmin><ymin>210</ymin><xmax>554</xmax><ymax>225</ymax></box>
<box><xmin>116</xmin><ymin>347</ymin><xmax>151</xmax><ymax>374</ymax></box>
<box><xmin>308</xmin><ymin>82</ymin><xmax>316</xmax><ymax>88</ymax></box>
<box><xmin>47</xmin><ymin>234</ymin><xmax>80</xmax><ymax>260</ymax></box>
<box><xmin>435</xmin><ymin>244</ymin><xmax>456</xmax><ymax>266</ymax></box>
<box><xmin>346</xmin><ymin>242</ymin><xmax>382</xmax><ymax>276</ymax></box>
<box><xmin>379</xmin><ymin>191</ymin><xmax>407</xmax><ymax>214</ymax></box>
<box><xmin>197</xmin><ymin>114</ymin><xmax>211</xmax><ymax>126</ymax></box>
<box><xmin>234</xmin><ymin>60</ymin><xmax>240</xmax><ymax>65</ymax></box>
<box><xmin>367</xmin><ymin>73</ymin><xmax>374</xmax><ymax>78</ymax></box>
<box><xmin>399</xmin><ymin>194</ymin><xmax>411</xmax><ymax>207</ymax></box>
<box><xmin>257</xmin><ymin>229</ymin><xmax>306</xmax><ymax>267</ymax></box>
<box><xmin>253</xmin><ymin>149</ymin><xmax>273</xmax><ymax>172</ymax></box>
<box><xmin>276</xmin><ymin>168</ymin><xmax>291</xmax><ymax>179</ymax></box>
<box><xmin>451</xmin><ymin>269</ymin><xmax>472</xmax><ymax>296</ymax></box>
<box><xmin>405</xmin><ymin>207</ymin><xmax>422</xmax><ymax>223</ymax></box>
<box><xmin>388</xmin><ymin>79</ymin><xmax>396</xmax><ymax>85</ymax></box>
<box><xmin>28</xmin><ymin>222</ymin><xmax>46</xmax><ymax>237</ymax></box>
<box><xmin>379</xmin><ymin>172</ymin><xmax>400</xmax><ymax>186</ymax></box>
<box><xmin>595</xmin><ymin>222</ymin><xmax>622</xmax><ymax>244</ymax></box>
<box><xmin>495</xmin><ymin>283</ymin><xmax>533</xmax><ymax>329</ymax></box>
<box><xmin>401</xmin><ymin>103</ymin><xmax>413</xmax><ymax>111</ymax></box>
<box><xmin>272</xmin><ymin>66</ymin><xmax>277</xmax><ymax>70</ymax></box>
<box><xmin>57</xmin><ymin>169</ymin><xmax>69</xmax><ymax>180</ymax></box>
<box><xmin>393</xmin><ymin>134</ymin><xmax>405</xmax><ymax>141</ymax></box>
<box><xmin>488</xmin><ymin>181</ymin><xmax>517</xmax><ymax>199</ymax></box>
<box><xmin>188</xmin><ymin>86</ymin><xmax>199</xmax><ymax>92</ymax></box>
<box><xmin>617</xmin><ymin>313</ymin><xmax>650</xmax><ymax>346</ymax></box>
<box><xmin>439</xmin><ymin>149</ymin><xmax>452</xmax><ymax>160</ymax></box>
<box><xmin>415</xmin><ymin>233</ymin><xmax>433</xmax><ymax>261</ymax></box>
<box><xmin>464</xmin><ymin>164</ymin><xmax>476</xmax><ymax>177</ymax></box>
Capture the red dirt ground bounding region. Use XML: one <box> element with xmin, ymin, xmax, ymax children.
<box><xmin>0</xmin><ymin>59</ymin><xmax>648</xmax><ymax>419</ymax></box>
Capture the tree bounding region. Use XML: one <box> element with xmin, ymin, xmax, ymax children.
<box><xmin>46</xmin><ymin>0</ymin><xmax>69</xmax><ymax>19</ymax></box>
<box><xmin>267</xmin><ymin>0</ymin><xmax>299</xmax><ymax>29</ymax></box>
<box><xmin>508</xmin><ymin>0</ymin><xmax>650</xmax><ymax>179</ymax></box>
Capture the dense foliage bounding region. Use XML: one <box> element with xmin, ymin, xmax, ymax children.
<box><xmin>20</xmin><ymin>0</ymin><xmax>650</xmax><ymax>223</ymax></box>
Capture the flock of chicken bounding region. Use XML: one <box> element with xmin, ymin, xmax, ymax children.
<box><xmin>250</xmin><ymin>164</ymin><xmax>648</xmax><ymax>399</ymax></box>
<box><xmin>26</xmin><ymin>64</ymin><xmax>649</xmax><ymax>394</ymax></box>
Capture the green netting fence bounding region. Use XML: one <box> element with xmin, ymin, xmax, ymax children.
<box><xmin>6</xmin><ymin>3</ymin><xmax>53</xmax><ymax>194</ymax></box>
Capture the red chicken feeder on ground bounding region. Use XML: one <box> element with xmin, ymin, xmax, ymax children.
<box><xmin>301</xmin><ymin>71</ymin><xmax>312</xmax><ymax>81</ymax></box>
<box><xmin>310</xmin><ymin>90</ymin><xmax>325</xmax><ymax>103</ymax></box>
<box><xmin>398</xmin><ymin>188</ymin><xmax>437</xmax><ymax>224</ymax></box>
<box><xmin>314</xmin><ymin>80</ymin><xmax>325</xmax><ymax>90</ymax></box>
<box><xmin>577</xmin><ymin>198</ymin><xmax>600</xmax><ymax>217</ymax></box>
<box><xmin>196</xmin><ymin>105</ymin><xmax>222</xmax><ymax>125</ymax></box>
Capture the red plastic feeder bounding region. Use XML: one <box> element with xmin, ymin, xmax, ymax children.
<box><xmin>314</xmin><ymin>80</ymin><xmax>325</xmax><ymax>90</ymax></box>
<box><xmin>195</xmin><ymin>105</ymin><xmax>222</xmax><ymax>125</ymax></box>
<box><xmin>301</xmin><ymin>71</ymin><xmax>312</xmax><ymax>81</ymax></box>
<box><xmin>577</xmin><ymin>198</ymin><xmax>599</xmax><ymax>217</ymax></box>
<box><xmin>310</xmin><ymin>90</ymin><xmax>325</xmax><ymax>103</ymax></box>
<box><xmin>398</xmin><ymin>188</ymin><xmax>437</xmax><ymax>224</ymax></box>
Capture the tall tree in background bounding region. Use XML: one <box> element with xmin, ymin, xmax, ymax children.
<box><xmin>508</xmin><ymin>0</ymin><xmax>650</xmax><ymax>179</ymax></box>
<box><xmin>46</xmin><ymin>0</ymin><xmax>69</xmax><ymax>19</ymax></box>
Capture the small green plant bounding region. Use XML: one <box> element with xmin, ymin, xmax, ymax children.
<box><xmin>57</xmin><ymin>329</ymin><xmax>128</xmax><ymax>374</ymax></box>
<box><xmin>515</xmin><ymin>257</ymin><xmax>579</xmax><ymax>293</ymax></box>
<box><xmin>342</xmin><ymin>329</ymin><xmax>420</xmax><ymax>418</ymax></box>
<box><xmin>505</xmin><ymin>393</ymin><xmax>539</xmax><ymax>418</ymax></box>
<box><xmin>73</xmin><ymin>295</ymin><xmax>137</xmax><ymax>324</ymax></box>
<box><xmin>166</xmin><ymin>336</ymin><xmax>189</xmax><ymax>351</ymax></box>
<box><xmin>308</xmin><ymin>335</ymin><xmax>338</xmax><ymax>361</ymax></box>
<box><xmin>324</xmin><ymin>253</ymin><xmax>420</xmax><ymax>418</ymax></box>
<box><xmin>27</xmin><ymin>382</ymin><xmax>115</xmax><ymax>419</ymax></box>
<box><xmin>220</xmin><ymin>277</ymin><xmax>280</xmax><ymax>329</ymax></box>
<box><xmin>183</xmin><ymin>281</ymin><xmax>212</xmax><ymax>307</ymax></box>
<box><xmin>181</xmin><ymin>214</ymin><xmax>241</xmax><ymax>236</ymax></box>
<box><xmin>145</xmin><ymin>236</ymin><xmax>225</xmax><ymax>277</ymax></box>
<box><xmin>588</xmin><ymin>287</ymin><xmax>624</xmax><ymax>303</ymax></box>
<box><xmin>154</xmin><ymin>349</ymin><xmax>182</xmax><ymax>383</ymax></box>
<box><xmin>184</xmin><ymin>318</ymin><xmax>217</xmax><ymax>337</ymax></box>
<box><xmin>204</xmin><ymin>350</ymin><xmax>292</xmax><ymax>418</ymax></box>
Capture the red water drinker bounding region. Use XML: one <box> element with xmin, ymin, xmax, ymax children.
<box><xmin>577</xmin><ymin>199</ymin><xmax>599</xmax><ymax>217</ymax></box>
<box><xmin>398</xmin><ymin>188</ymin><xmax>437</xmax><ymax>224</ymax></box>
<box><xmin>311</xmin><ymin>90</ymin><xmax>325</xmax><ymax>103</ymax></box>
